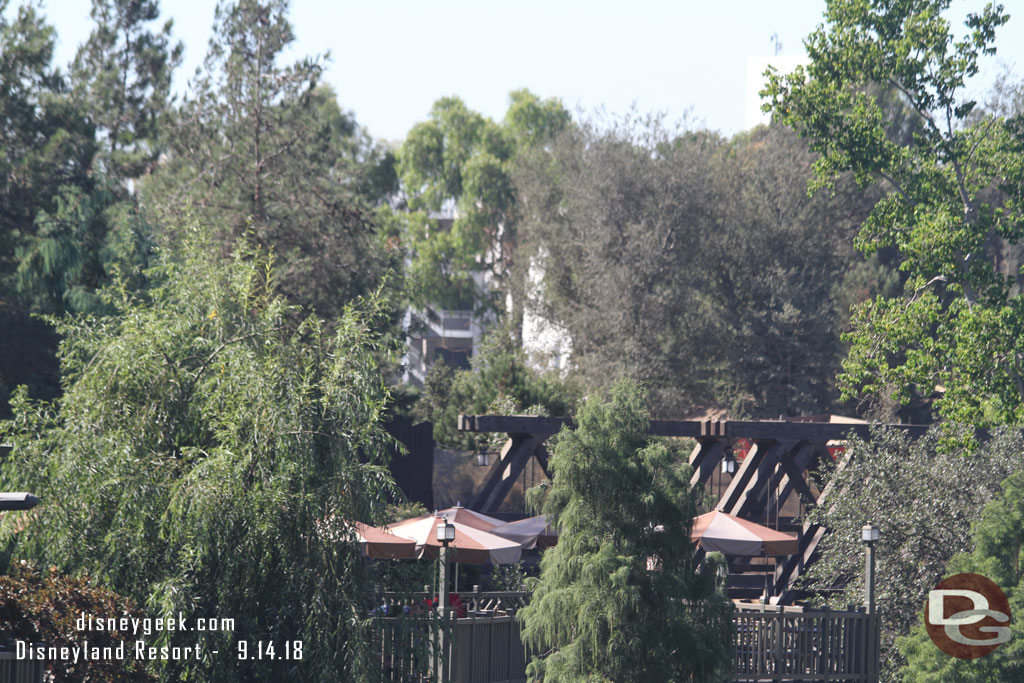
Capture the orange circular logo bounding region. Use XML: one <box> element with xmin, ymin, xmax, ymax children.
<box><xmin>925</xmin><ymin>573</ymin><xmax>1011</xmax><ymax>659</ymax></box>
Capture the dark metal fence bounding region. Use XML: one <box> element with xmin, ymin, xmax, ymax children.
<box><xmin>374</xmin><ymin>593</ymin><xmax>879</xmax><ymax>683</ymax></box>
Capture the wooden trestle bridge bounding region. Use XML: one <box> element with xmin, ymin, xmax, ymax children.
<box><xmin>457</xmin><ymin>414</ymin><xmax>927</xmax><ymax>605</ymax></box>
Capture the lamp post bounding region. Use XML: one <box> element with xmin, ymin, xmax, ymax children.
<box><xmin>435</xmin><ymin>515</ymin><xmax>455</xmax><ymax>681</ymax></box>
<box><xmin>862</xmin><ymin>522</ymin><xmax>880</xmax><ymax>614</ymax></box>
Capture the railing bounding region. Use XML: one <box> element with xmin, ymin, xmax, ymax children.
<box><xmin>0</xmin><ymin>645</ymin><xmax>44</xmax><ymax>683</ymax></box>
<box><xmin>731</xmin><ymin>603</ymin><xmax>879</xmax><ymax>682</ymax></box>
<box><xmin>373</xmin><ymin>591</ymin><xmax>528</xmax><ymax>683</ymax></box>
<box><xmin>374</xmin><ymin>594</ymin><xmax>878</xmax><ymax>683</ymax></box>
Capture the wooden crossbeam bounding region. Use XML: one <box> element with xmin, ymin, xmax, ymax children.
<box><xmin>457</xmin><ymin>414</ymin><xmax>928</xmax><ymax>441</ymax></box>
<box><xmin>457</xmin><ymin>413</ymin><xmax>929</xmax><ymax>605</ymax></box>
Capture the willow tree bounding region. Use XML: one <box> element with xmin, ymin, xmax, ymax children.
<box><xmin>518</xmin><ymin>380</ymin><xmax>732</xmax><ymax>682</ymax></box>
<box><xmin>0</xmin><ymin>229</ymin><xmax>397</xmax><ymax>681</ymax></box>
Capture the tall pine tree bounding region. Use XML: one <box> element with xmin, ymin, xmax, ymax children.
<box><xmin>147</xmin><ymin>0</ymin><xmax>396</xmax><ymax>320</ymax></box>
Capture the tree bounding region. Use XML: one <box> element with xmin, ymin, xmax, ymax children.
<box><xmin>0</xmin><ymin>2</ymin><xmax>101</xmax><ymax>415</ymax></box>
<box><xmin>1</xmin><ymin>0</ymin><xmax>181</xmax><ymax>416</ymax></box>
<box><xmin>799</xmin><ymin>427</ymin><xmax>1024</xmax><ymax>680</ymax></box>
<box><xmin>0</xmin><ymin>563</ymin><xmax>154</xmax><ymax>682</ymax></box>
<box><xmin>71</xmin><ymin>0</ymin><xmax>181</xmax><ymax>180</ymax></box>
<box><xmin>0</xmin><ymin>229</ymin><xmax>399</xmax><ymax>681</ymax></box>
<box><xmin>764</xmin><ymin>0</ymin><xmax>1024</xmax><ymax>427</ymax></box>
<box><xmin>518</xmin><ymin>380</ymin><xmax>732</xmax><ymax>682</ymax></box>
<box><xmin>413</xmin><ymin>325</ymin><xmax>576</xmax><ymax>448</ymax></box>
<box><xmin>397</xmin><ymin>90</ymin><xmax>571</xmax><ymax>317</ymax></box>
<box><xmin>147</xmin><ymin>0</ymin><xmax>396</xmax><ymax>320</ymax></box>
<box><xmin>900</xmin><ymin>468</ymin><xmax>1024</xmax><ymax>681</ymax></box>
<box><xmin>515</xmin><ymin>117</ymin><xmax>882</xmax><ymax>418</ymax></box>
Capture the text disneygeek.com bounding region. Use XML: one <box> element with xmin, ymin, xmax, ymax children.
<box><xmin>13</xmin><ymin>611</ymin><xmax>303</xmax><ymax>663</ymax></box>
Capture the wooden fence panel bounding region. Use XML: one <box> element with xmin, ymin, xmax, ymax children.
<box><xmin>730</xmin><ymin>609</ymin><xmax>878</xmax><ymax>682</ymax></box>
<box><xmin>376</xmin><ymin>595</ymin><xmax>878</xmax><ymax>683</ymax></box>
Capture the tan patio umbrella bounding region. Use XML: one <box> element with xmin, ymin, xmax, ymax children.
<box><xmin>491</xmin><ymin>515</ymin><xmax>558</xmax><ymax>549</ymax></box>
<box><xmin>690</xmin><ymin>510</ymin><xmax>798</xmax><ymax>556</ymax></box>
<box><xmin>387</xmin><ymin>514</ymin><xmax>523</xmax><ymax>565</ymax></box>
<box><xmin>354</xmin><ymin>522</ymin><xmax>418</xmax><ymax>560</ymax></box>
<box><xmin>433</xmin><ymin>505</ymin><xmax>505</xmax><ymax>532</ymax></box>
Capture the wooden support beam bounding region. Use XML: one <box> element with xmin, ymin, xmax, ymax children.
<box><xmin>720</xmin><ymin>441</ymin><xmax>797</xmax><ymax>518</ymax></box>
<box><xmin>773</xmin><ymin>523</ymin><xmax>826</xmax><ymax>603</ymax></box>
<box><xmin>717</xmin><ymin>441</ymin><xmax>767</xmax><ymax>513</ymax></box>
<box><xmin>457</xmin><ymin>414</ymin><xmax>929</xmax><ymax>441</ymax></box>
<box><xmin>748</xmin><ymin>442</ymin><xmax>818</xmax><ymax>519</ymax></box>
<box><xmin>688</xmin><ymin>439</ymin><xmax>726</xmax><ymax>492</ymax></box>
<box><xmin>771</xmin><ymin>445</ymin><xmax>858</xmax><ymax>603</ymax></box>
<box><xmin>533</xmin><ymin>444</ymin><xmax>551</xmax><ymax>479</ymax></box>
<box><xmin>777</xmin><ymin>443</ymin><xmax>823</xmax><ymax>509</ymax></box>
<box><xmin>470</xmin><ymin>434</ymin><xmax>538</xmax><ymax>513</ymax></box>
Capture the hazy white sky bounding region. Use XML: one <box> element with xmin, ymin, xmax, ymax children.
<box><xmin>32</xmin><ymin>0</ymin><xmax>1024</xmax><ymax>144</ymax></box>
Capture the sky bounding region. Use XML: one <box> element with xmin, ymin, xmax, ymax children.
<box><xmin>31</xmin><ymin>0</ymin><xmax>1024</xmax><ymax>145</ymax></box>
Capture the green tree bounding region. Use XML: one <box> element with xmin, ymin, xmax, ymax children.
<box><xmin>799</xmin><ymin>427</ymin><xmax>1024</xmax><ymax>680</ymax></box>
<box><xmin>0</xmin><ymin>563</ymin><xmax>154</xmax><ymax>682</ymax></box>
<box><xmin>515</xmin><ymin>117</ymin><xmax>881</xmax><ymax>418</ymax></box>
<box><xmin>147</xmin><ymin>0</ymin><xmax>396</xmax><ymax>320</ymax></box>
<box><xmin>397</xmin><ymin>90</ymin><xmax>571</xmax><ymax>316</ymax></box>
<box><xmin>414</xmin><ymin>326</ymin><xmax>576</xmax><ymax>448</ymax></box>
<box><xmin>518</xmin><ymin>380</ymin><xmax>732</xmax><ymax>682</ymax></box>
<box><xmin>71</xmin><ymin>0</ymin><xmax>181</xmax><ymax>180</ymax></box>
<box><xmin>764</xmin><ymin>0</ymin><xmax>1024</xmax><ymax>427</ymax></box>
<box><xmin>0</xmin><ymin>230</ymin><xmax>398</xmax><ymax>681</ymax></box>
<box><xmin>900</xmin><ymin>468</ymin><xmax>1024</xmax><ymax>681</ymax></box>
<box><xmin>0</xmin><ymin>2</ymin><xmax>101</xmax><ymax>414</ymax></box>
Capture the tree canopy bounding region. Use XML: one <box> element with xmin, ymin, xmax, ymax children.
<box><xmin>900</xmin><ymin>468</ymin><xmax>1024</xmax><ymax>681</ymax></box>
<box><xmin>397</xmin><ymin>90</ymin><xmax>571</xmax><ymax>316</ymax></box>
<box><xmin>514</xmin><ymin>117</ymin><xmax>884</xmax><ymax>418</ymax></box>
<box><xmin>147</xmin><ymin>0</ymin><xmax>396</xmax><ymax>321</ymax></box>
<box><xmin>765</xmin><ymin>0</ymin><xmax>1024</xmax><ymax>427</ymax></box>
<box><xmin>518</xmin><ymin>380</ymin><xmax>732</xmax><ymax>682</ymax></box>
<box><xmin>0</xmin><ymin>230</ymin><xmax>399</xmax><ymax>681</ymax></box>
<box><xmin>798</xmin><ymin>426</ymin><xmax>1024</xmax><ymax>680</ymax></box>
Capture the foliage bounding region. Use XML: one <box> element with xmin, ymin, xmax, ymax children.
<box><xmin>0</xmin><ymin>0</ymin><xmax>178</xmax><ymax>415</ymax></box>
<box><xmin>397</xmin><ymin>90</ymin><xmax>571</xmax><ymax>316</ymax></box>
<box><xmin>764</xmin><ymin>0</ymin><xmax>1024</xmax><ymax>427</ymax></box>
<box><xmin>489</xmin><ymin>561</ymin><xmax>527</xmax><ymax>592</ymax></box>
<box><xmin>799</xmin><ymin>426</ymin><xmax>1024</xmax><ymax>680</ymax></box>
<box><xmin>384</xmin><ymin>500</ymin><xmax>430</xmax><ymax>525</ymax></box>
<box><xmin>0</xmin><ymin>229</ymin><xmax>399</xmax><ymax>681</ymax></box>
<box><xmin>518</xmin><ymin>380</ymin><xmax>732</xmax><ymax>682</ymax></box>
<box><xmin>0</xmin><ymin>562</ymin><xmax>154</xmax><ymax>682</ymax></box>
<box><xmin>413</xmin><ymin>326</ymin><xmax>577</xmax><ymax>448</ymax></box>
<box><xmin>71</xmin><ymin>0</ymin><xmax>181</xmax><ymax>180</ymax></box>
<box><xmin>515</xmin><ymin>117</ymin><xmax>882</xmax><ymax>418</ymax></box>
<box><xmin>147</xmin><ymin>0</ymin><xmax>397</xmax><ymax>321</ymax></box>
<box><xmin>900</xmin><ymin>468</ymin><xmax>1024</xmax><ymax>681</ymax></box>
